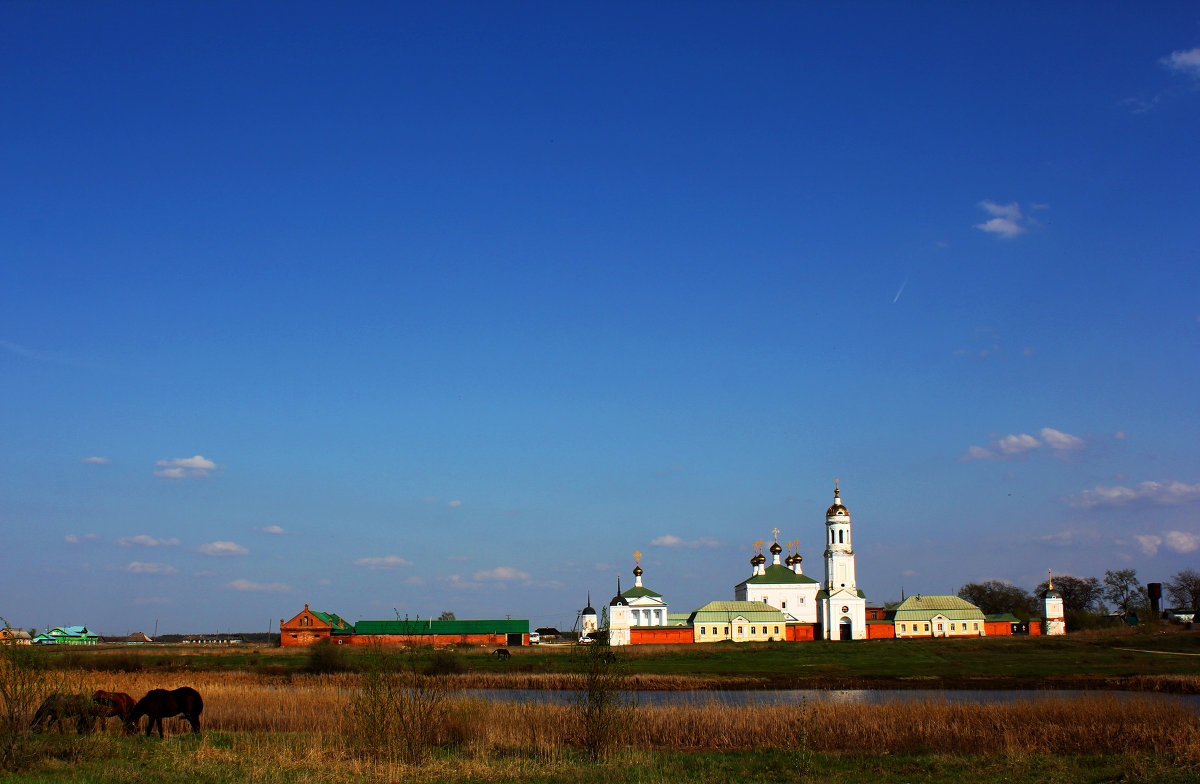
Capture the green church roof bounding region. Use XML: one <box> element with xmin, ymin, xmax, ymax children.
<box><xmin>621</xmin><ymin>585</ymin><xmax>663</xmax><ymax>599</ymax></box>
<box><xmin>736</xmin><ymin>564</ymin><xmax>819</xmax><ymax>587</ymax></box>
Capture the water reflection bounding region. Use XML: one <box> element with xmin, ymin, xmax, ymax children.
<box><xmin>465</xmin><ymin>688</ymin><xmax>1200</xmax><ymax>710</ymax></box>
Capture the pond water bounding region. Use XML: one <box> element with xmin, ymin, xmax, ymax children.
<box><xmin>464</xmin><ymin>688</ymin><xmax>1200</xmax><ymax>710</ymax></box>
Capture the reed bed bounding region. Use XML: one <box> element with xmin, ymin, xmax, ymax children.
<box><xmin>58</xmin><ymin>670</ymin><xmax>1199</xmax><ymax>757</ymax></box>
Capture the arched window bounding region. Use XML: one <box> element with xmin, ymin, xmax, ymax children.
<box><xmin>838</xmin><ymin>530</ymin><xmax>844</xmax><ymax>544</ymax></box>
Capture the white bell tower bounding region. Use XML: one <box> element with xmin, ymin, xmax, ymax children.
<box><xmin>823</xmin><ymin>479</ymin><xmax>857</xmax><ymax>593</ymax></box>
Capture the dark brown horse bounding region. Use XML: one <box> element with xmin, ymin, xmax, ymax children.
<box><xmin>93</xmin><ymin>690</ymin><xmax>136</xmax><ymax>733</ymax></box>
<box><xmin>30</xmin><ymin>693</ymin><xmax>97</xmax><ymax>734</ymax></box>
<box><xmin>126</xmin><ymin>687</ymin><xmax>203</xmax><ymax>737</ymax></box>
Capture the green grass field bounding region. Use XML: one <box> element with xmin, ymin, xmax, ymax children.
<box><xmin>41</xmin><ymin>626</ymin><xmax>1200</xmax><ymax>690</ymax></box>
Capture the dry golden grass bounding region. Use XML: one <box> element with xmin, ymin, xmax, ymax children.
<box><xmin>62</xmin><ymin>669</ymin><xmax>1200</xmax><ymax>757</ymax></box>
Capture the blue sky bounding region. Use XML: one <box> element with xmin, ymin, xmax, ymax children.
<box><xmin>2</xmin><ymin>2</ymin><xmax>1198</xmax><ymax>635</ymax></box>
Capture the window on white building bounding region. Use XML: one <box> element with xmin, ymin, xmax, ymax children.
<box><xmin>924</xmin><ymin>624</ymin><xmax>930</xmax><ymax>631</ymax></box>
<box><xmin>950</xmin><ymin>623</ymin><xmax>955</xmax><ymax>631</ymax></box>
<box><xmin>774</xmin><ymin>626</ymin><xmax>780</xmax><ymax>635</ymax></box>
<box><xmin>737</xmin><ymin>626</ymin><xmax>743</xmax><ymax>635</ymax></box>
<box><xmin>900</xmin><ymin>623</ymin><xmax>906</xmax><ymax>633</ymax></box>
<box><xmin>699</xmin><ymin>626</ymin><xmax>706</xmax><ymax>636</ymax></box>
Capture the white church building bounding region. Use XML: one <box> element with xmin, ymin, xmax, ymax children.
<box><xmin>604</xmin><ymin>480</ymin><xmax>869</xmax><ymax>643</ymax></box>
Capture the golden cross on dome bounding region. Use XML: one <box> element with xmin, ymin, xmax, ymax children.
<box><xmin>772</xmin><ymin>527</ymin><xmax>780</xmax><ymax>542</ymax></box>
<box><xmin>835</xmin><ymin>477</ymin><xmax>840</xmax><ymax>494</ymax></box>
<box><xmin>754</xmin><ymin>539</ymin><xmax>764</xmax><ymax>553</ymax></box>
<box><xmin>633</xmin><ymin>551</ymin><xmax>642</xmax><ymax>565</ymax></box>
<box><xmin>1047</xmin><ymin>568</ymin><xmax>1053</xmax><ymax>590</ymax></box>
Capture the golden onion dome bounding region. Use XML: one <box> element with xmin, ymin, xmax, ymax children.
<box><xmin>770</xmin><ymin>541</ymin><xmax>782</xmax><ymax>555</ymax></box>
<box><xmin>826</xmin><ymin>502</ymin><xmax>848</xmax><ymax>516</ymax></box>
<box><xmin>632</xmin><ymin>565</ymin><xmax>643</xmax><ymax>577</ymax></box>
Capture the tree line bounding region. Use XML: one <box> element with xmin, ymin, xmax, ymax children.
<box><xmin>956</xmin><ymin>568</ymin><xmax>1200</xmax><ymax>630</ymax></box>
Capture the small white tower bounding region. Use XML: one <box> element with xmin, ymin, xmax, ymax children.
<box><xmin>580</xmin><ymin>593</ymin><xmax>598</xmax><ymax>636</ymax></box>
<box><xmin>1041</xmin><ymin>569</ymin><xmax>1066</xmax><ymax>636</ymax></box>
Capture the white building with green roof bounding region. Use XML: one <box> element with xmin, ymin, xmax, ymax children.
<box><xmin>734</xmin><ymin>537</ymin><xmax>820</xmax><ymax>623</ymax></box>
<box><xmin>893</xmin><ymin>594</ymin><xmax>985</xmax><ymax>638</ymax></box>
<box><xmin>688</xmin><ymin>601</ymin><xmax>787</xmax><ymax>643</ymax></box>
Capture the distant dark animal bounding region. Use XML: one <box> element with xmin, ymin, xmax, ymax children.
<box><xmin>493</xmin><ymin>648</ymin><xmax>511</xmax><ymax>660</ymax></box>
<box><xmin>93</xmin><ymin>690</ymin><xmax>136</xmax><ymax>732</ymax></box>
<box><xmin>30</xmin><ymin>693</ymin><xmax>97</xmax><ymax>734</ymax></box>
<box><xmin>126</xmin><ymin>687</ymin><xmax>203</xmax><ymax>737</ymax></box>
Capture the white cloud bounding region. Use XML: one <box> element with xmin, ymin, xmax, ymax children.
<box><xmin>474</xmin><ymin>566</ymin><xmax>530</xmax><ymax>582</ymax></box>
<box><xmin>997</xmin><ymin>433</ymin><xmax>1041</xmax><ymax>455</ymax></box>
<box><xmin>1135</xmin><ymin>535</ymin><xmax>1163</xmax><ymax>556</ymax></box>
<box><xmin>975</xmin><ymin>200</ymin><xmax>1037</xmax><ymax>238</ymax></box>
<box><xmin>81</xmin><ymin>457</ymin><xmax>109</xmax><ymax>465</ymax></box>
<box><xmin>650</xmin><ymin>535</ymin><xmax>721</xmax><ymax>549</ymax></box>
<box><xmin>197</xmin><ymin>541</ymin><xmax>248</xmax><ymax>556</ymax></box>
<box><xmin>976</xmin><ymin>217</ymin><xmax>1024</xmax><ymax>238</ymax></box>
<box><xmin>1164</xmin><ymin>531</ymin><xmax>1200</xmax><ymax>554</ymax></box>
<box><xmin>116</xmin><ymin>535</ymin><xmax>180</xmax><ymax>548</ymax></box>
<box><xmin>154</xmin><ymin>455</ymin><xmax>218</xmax><ymax>479</ymax></box>
<box><xmin>961</xmin><ymin>427</ymin><xmax>1085</xmax><ymax>461</ymax></box>
<box><xmin>354</xmin><ymin>555</ymin><xmax>413</xmax><ymax>569</ymax></box>
<box><xmin>1067</xmin><ymin>480</ymin><xmax>1200</xmax><ymax>508</ymax></box>
<box><xmin>64</xmin><ymin>533</ymin><xmax>98</xmax><ymax>544</ymax></box>
<box><xmin>123</xmin><ymin>562</ymin><xmax>177</xmax><ymax>574</ymax></box>
<box><xmin>1162</xmin><ymin>47</ymin><xmax>1200</xmax><ymax>79</ymax></box>
<box><xmin>1039</xmin><ymin>427</ymin><xmax>1085</xmax><ymax>452</ymax></box>
<box><xmin>260</xmin><ymin>525</ymin><xmax>287</xmax><ymax>535</ymax></box>
<box><xmin>447</xmin><ymin>500</ymin><xmax>462</xmax><ymax>507</ymax></box>
<box><xmin>228</xmin><ymin>579</ymin><xmax>292</xmax><ymax>593</ymax></box>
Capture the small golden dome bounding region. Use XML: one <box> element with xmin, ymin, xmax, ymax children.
<box><xmin>826</xmin><ymin>503</ymin><xmax>848</xmax><ymax>516</ymax></box>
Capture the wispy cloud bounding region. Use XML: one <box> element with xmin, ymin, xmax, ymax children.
<box><xmin>228</xmin><ymin>579</ymin><xmax>292</xmax><ymax>592</ymax></box>
<box><xmin>650</xmin><ymin>534</ymin><xmax>721</xmax><ymax>549</ymax></box>
<box><xmin>197</xmin><ymin>541</ymin><xmax>248</xmax><ymax>556</ymax></box>
<box><xmin>960</xmin><ymin>427</ymin><xmax>1086</xmax><ymax>461</ymax></box>
<box><xmin>81</xmin><ymin>456</ymin><xmax>109</xmax><ymax>465</ymax></box>
<box><xmin>447</xmin><ymin>500</ymin><xmax>462</xmax><ymax>507</ymax></box>
<box><xmin>123</xmin><ymin>562</ymin><xmax>177</xmax><ymax>574</ymax></box>
<box><xmin>1067</xmin><ymin>480</ymin><xmax>1200</xmax><ymax>508</ymax></box>
<box><xmin>1162</xmin><ymin>47</ymin><xmax>1200</xmax><ymax>79</ymax></box>
<box><xmin>354</xmin><ymin>555</ymin><xmax>412</xmax><ymax>570</ymax></box>
<box><xmin>474</xmin><ymin>566</ymin><xmax>530</xmax><ymax>582</ymax></box>
<box><xmin>260</xmin><ymin>525</ymin><xmax>287</xmax><ymax>535</ymax></box>
<box><xmin>64</xmin><ymin>533</ymin><xmax>99</xmax><ymax>544</ymax></box>
<box><xmin>116</xmin><ymin>535</ymin><xmax>180</xmax><ymax>548</ymax></box>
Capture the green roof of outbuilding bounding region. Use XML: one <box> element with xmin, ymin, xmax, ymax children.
<box><xmin>355</xmin><ymin>619</ymin><xmax>529</xmax><ymax>635</ymax></box>
<box><xmin>311</xmin><ymin>611</ymin><xmax>355</xmax><ymax>634</ymax></box>
<box><xmin>984</xmin><ymin>613</ymin><xmax>1022</xmax><ymax>623</ymax></box>
<box><xmin>893</xmin><ymin>595</ymin><xmax>985</xmax><ymax>622</ymax></box>
<box><xmin>621</xmin><ymin>585</ymin><xmax>662</xmax><ymax>599</ymax></box>
<box><xmin>688</xmin><ymin>601</ymin><xmax>786</xmax><ymax>625</ymax></box>
<box><xmin>735</xmin><ymin>564</ymin><xmax>819</xmax><ymax>587</ymax></box>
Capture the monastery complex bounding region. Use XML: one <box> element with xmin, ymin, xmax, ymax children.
<box><xmin>281</xmin><ymin>481</ymin><xmax>1065</xmax><ymax>648</ymax></box>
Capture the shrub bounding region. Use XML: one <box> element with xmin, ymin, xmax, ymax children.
<box><xmin>0</xmin><ymin>618</ymin><xmax>51</xmax><ymax>769</ymax></box>
<box><xmin>425</xmin><ymin>649</ymin><xmax>466</xmax><ymax>676</ymax></box>
<box><xmin>304</xmin><ymin>638</ymin><xmax>350</xmax><ymax>674</ymax></box>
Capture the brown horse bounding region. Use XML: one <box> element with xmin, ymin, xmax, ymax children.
<box><xmin>126</xmin><ymin>687</ymin><xmax>203</xmax><ymax>737</ymax></box>
<box><xmin>30</xmin><ymin>693</ymin><xmax>97</xmax><ymax>734</ymax></box>
<box><xmin>93</xmin><ymin>690</ymin><xmax>136</xmax><ymax>733</ymax></box>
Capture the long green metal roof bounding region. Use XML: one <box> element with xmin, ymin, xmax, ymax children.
<box><xmin>354</xmin><ymin>619</ymin><xmax>528</xmax><ymax>635</ymax></box>
<box><xmin>893</xmin><ymin>595</ymin><xmax>985</xmax><ymax>622</ymax></box>
<box><xmin>736</xmin><ymin>564</ymin><xmax>819</xmax><ymax>587</ymax></box>
<box><xmin>688</xmin><ymin>601</ymin><xmax>786</xmax><ymax>625</ymax></box>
